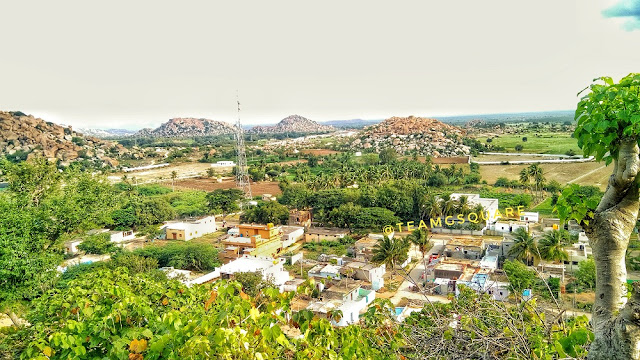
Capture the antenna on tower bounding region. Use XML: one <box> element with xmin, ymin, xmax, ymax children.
<box><xmin>235</xmin><ymin>91</ymin><xmax>252</xmax><ymax>201</ymax></box>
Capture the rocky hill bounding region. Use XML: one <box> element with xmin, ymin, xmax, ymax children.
<box><xmin>249</xmin><ymin>115</ymin><xmax>334</xmax><ymax>134</ymax></box>
<box><xmin>353</xmin><ymin>116</ymin><xmax>469</xmax><ymax>157</ymax></box>
<box><xmin>135</xmin><ymin>118</ymin><xmax>236</xmax><ymax>137</ymax></box>
<box><xmin>0</xmin><ymin>111</ymin><xmax>133</xmax><ymax>166</ymax></box>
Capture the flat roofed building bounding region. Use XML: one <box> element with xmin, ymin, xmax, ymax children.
<box><xmin>163</xmin><ymin>216</ymin><xmax>217</xmax><ymax>241</ymax></box>
<box><xmin>444</xmin><ymin>237</ymin><xmax>485</xmax><ymax>260</ymax></box>
<box><xmin>221</xmin><ymin>223</ymin><xmax>283</xmax><ymax>261</ymax></box>
<box><xmin>304</xmin><ymin>227</ymin><xmax>349</xmax><ymax>242</ymax></box>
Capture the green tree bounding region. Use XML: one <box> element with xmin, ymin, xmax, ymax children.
<box><xmin>503</xmin><ymin>260</ymin><xmax>536</xmax><ymax>300</ymax></box>
<box><xmin>508</xmin><ymin>227</ymin><xmax>538</xmax><ymax>265</ymax></box>
<box><xmin>233</xmin><ymin>271</ymin><xmax>277</xmax><ymax>297</ymax></box>
<box><xmin>575</xmin><ymin>259</ymin><xmax>596</xmax><ymax>291</ymax></box>
<box><xmin>555</xmin><ymin>73</ymin><xmax>640</xmax><ymax>359</ymax></box>
<box><xmin>538</xmin><ymin>230</ymin><xmax>569</xmax><ymax>262</ymax></box>
<box><xmin>206</xmin><ymin>188</ymin><xmax>243</xmax><ymax>216</ymax></box>
<box><xmin>371</xmin><ymin>236</ymin><xmax>410</xmax><ymax>275</ymax></box>
<box><xmin>77</xmin><ymin>233</ymin><xmax>118</xmax><ymax>255</ymax></box>
<box><xmin>407</xmin><ymin>229</ymin><xmax>431</xmax><ymax>273</ymax></box>
<box><xmin>379</xmin><ymin>148</ymin><xmax>397</xmax><ymax>164</ymax></box>
<box><xmin>170</xmin><ymin>170</ymin><xmax>177</xmax><ymax>191</ymax></box>
<box><xmin>240</xmin><ymin>201</ymin><xmax>289</xmax><ymax>225</ymax></box>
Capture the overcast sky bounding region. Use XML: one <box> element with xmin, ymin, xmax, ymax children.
<box><xmin>1</xmin><ymin>0</ymin><xmax>639</xmax><ymax>130</ymax></box>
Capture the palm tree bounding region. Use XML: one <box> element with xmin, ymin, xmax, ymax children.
<box><xmin>371</xmin><ymin>236</ymin><xmax>410</xmax><ymax>276</ymax></box>
<box><xmin>170</xmin><ymin>170</ymin><xmax>178</xmax><ymax>192</ymax></box>
<box><xmin>508</xmin><ymin>227</ymin><xmax>539</xmax><ymax>265</ymax></box>
<box><xmin>519</xmin><ymin>168</ymin><xmax>530</xmax><ymax>189</ymax></box>
<box><xmin>407</xmin><ymin>229</ymin><xmax>432</xmax><ymax>275</ymax></box>
<box><xmin>528</xmin><ymin>164</ymin><xmax>544</xmax><ymax>202</ymax></box>
<box><xmin>538</xmin><ymin>230</ymin><xmax>569</xmax><ymax>262</ymax></box>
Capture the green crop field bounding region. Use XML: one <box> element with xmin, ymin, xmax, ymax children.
<box><xmin>476</xmin><ymin>132</ymin><xmax>582</xmax><ymax>155</ymax></box>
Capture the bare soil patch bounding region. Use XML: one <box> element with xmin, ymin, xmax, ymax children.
<box><xmin>299</xmin><ymin>149</ymin><xmax>340</xmax><ymax>156</ymax></box>
<box><xmin>174</xmin><ymin>178</ymin><xmax>282</xmax><ymax>195</ymax></box>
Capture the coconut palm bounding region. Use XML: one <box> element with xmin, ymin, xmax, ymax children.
<box><xmin>407</xmin><ymin>229</ymin><xmax>432</xmax><ymax>273</ymax></box>
<box><xmin>519</xmin><ymin>168</ymin><xmax>529</xmax><ymax>189</ymax></box>
<box><xmin>170</xmin><ymin>170</ymin><xmax>178</xmax><ymax>191</ymax></box>
<box><xmin>371</xmin><ymin>236</ymin><xmax>410</xmax><ymax>276</ymax></box>
<box><xmin>508</xmin><ymin>227</ymin><xmax>539</xmax><ymax>265</ymax></box>
<box><xmin>538</xmin><ymin>230</ymin><xmax>569</xmax><ymax>262</ymax></box>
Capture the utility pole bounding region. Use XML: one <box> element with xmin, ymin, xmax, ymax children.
<box><xmin>235</xmin><ymin>92</ymin><xmax>252</xmax><ymax>203</ymax></box>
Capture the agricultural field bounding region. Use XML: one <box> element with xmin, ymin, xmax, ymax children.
<box><xmin>479</xmin><ymin>161</ymin><xmax>610</xmax><ymax>191</ymax></box>
<box><xmin>174</xmin><ymin>178</ymin><xmax>282</xmax><ymax>195</ymax></box>
<box><xmin>475</xmin><ymin>132</ymin><xmax>581</xmax><ymax>155</ymax></box>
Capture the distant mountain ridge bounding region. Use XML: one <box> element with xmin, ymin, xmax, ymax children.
<box><xmin>76</xmin><ymin>128</ymin><xmax>136</xmax><ymax>138</ymax></box>
<box><xmin>249</xmin><ymin>115</ymin><xmax>334</xmax><ymax>134</ymax></box>
<box><xmin>135</xmin><ymin>118</ymin><xmax>236</xmax><ymax>137</ymax></box>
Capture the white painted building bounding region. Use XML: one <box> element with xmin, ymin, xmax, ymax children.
<box><xmin>162</xmin><ymin>216</ymin><xmax>217</xmax><ymax>241</ymax></box>
<box><xmin>64</xmin><ymin>240</ymin><xmax>83</xmax><ymax>255</ymax></box>
<box><xmin>109</xmin><ymin>230</ymin><xmax>135</xmax><ymax>243</ymax></box>
<box><xmin>492</xmin><ymin>221</ymin><xmax>529</xmax><ymax>234</ymax></box>
<box><xmin>211</xmin><ymin>161</ymin><xmax>235</xmax><ymax>167</ymax></box>
<box><xmin>281</xmin><ymin>226</ymin><xmax>305</xmax><ymax>248</ymax></box>
<box><xmin>519</xmin><ymin>212</ymin><xmax>539</xmax><ymax>223</ymax></box>
<box><xmin>449</xmin><ymin>193</ymin><xmax>499</xmax><ymax>225</ymax></box>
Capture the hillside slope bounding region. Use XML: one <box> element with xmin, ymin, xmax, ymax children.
<box><xmin>0</xmin><ymin>111</ymin><xmax>130</xmax><ymax>166</ymax></box>
<box><xmin>136</xmin><ymin>118</ymin><xmax>236</xmax><ymax>137</ymax></box>
<box><xmin>249</xmin><ymin>115</ymin><xmax>334</xmax><ymax>134</ymax></box>
<box><xmin>354</xmin><ymin>115</ymin><xmax>469</xmax><ymax>157</ymax></box>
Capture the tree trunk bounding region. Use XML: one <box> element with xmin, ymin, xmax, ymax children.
<box><xmin>6</xmin><ymin>310</ymin><xmax>20</xmax><ymax>327</ymax></box>
<box><xmin>586</xmin><ymin>140</ymin><xmax>640</xmax><ymax>360</ymax></box>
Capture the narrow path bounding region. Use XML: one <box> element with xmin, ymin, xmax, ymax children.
<box><xmin>567</xmin><ymin>165</ymin><xmax>606</xmax><ymax>184</ymax></box>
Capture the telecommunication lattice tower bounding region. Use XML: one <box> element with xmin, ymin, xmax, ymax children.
<box><xmin>234</xmin><ymin>95</ymin><xmax>252</xmax><ymax>200</ymax></box>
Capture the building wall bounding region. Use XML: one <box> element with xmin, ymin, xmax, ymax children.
<box><xmin>166</xmin><ymin>229</ymin><xmax>186</xmax><ymax>240</ymax></box>
<box><xmin>305</xmin><ymin>233</ymin><xmax>346</xmax><ymax>242</ymax></box>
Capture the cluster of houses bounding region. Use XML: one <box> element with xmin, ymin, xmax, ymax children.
<box><xmin>61</xmin><ymin>191</ymin><xmax>596</xmax><ymax>327</ymax></box>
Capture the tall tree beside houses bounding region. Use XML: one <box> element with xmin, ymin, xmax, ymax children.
<box><xmin>555</xmin><ymin>73</ymin><xmax>640</xmax><ymax>360</ymax></box>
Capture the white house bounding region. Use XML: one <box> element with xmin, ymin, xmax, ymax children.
<box><xmin>308</xmin><ymin>264</ymin><xmax>342</xmax><ymax>280</ymax></box>
<box><xmin>162</xmin><ymin>216</ymin><xmax>217</xmax><ymax>241</ymax></box>
<box><xmin>341</xmin><ymin>260</ymin><xmax>386</xmax><ymax>290</ymax></box>
<box><xmin>109</xmin><ymin>230</ymin><xmax>135</xmax><ymax>243</ymax></box>
<box><xmin>64</xmin><ymin>240</ymin><xmax>83</xmax><ymax>255</ymax></box>
<box><xmin>219</xmin><ymin>256</ymin><xmax>291</xmax><ymax>291</ymax></box>
<box><xmin>519</xmin><ymin>212</ymin><xmax>539</xmax><ymax>223</ymax></box>
<box><xmin>449</xmin><ymin>193</ymin><xmax>499</xmax><ymax>225</ymax></box>
<box><xmin>307</xmin><ymin>281</ymin><xmax>376</xmax><ymax>326</ymax></box>
<box><xmin>211</xmin><ymin>161</ymin><xmax>236</xmax><ymax>167</ymax></box>
<box><xmin>492</xmin><ymin>221</ymin><xmax>528</xmax><ymax>234</ymax></box>
<box><xmin>281</xmin><ymin>226</ymin><xmax>305</xmax><ymax>248</ymax></box>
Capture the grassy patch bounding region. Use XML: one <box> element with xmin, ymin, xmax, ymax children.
<box><xmin>476</xmin><ymin>132</ymin><xmax>581</xmax><ymax>155</ymax></box>
<box><xmin>532</xmin><ymin>197</ymin><xmax>555</xmax><ymax>216</ymax></box>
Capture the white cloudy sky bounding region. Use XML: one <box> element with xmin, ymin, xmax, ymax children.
<box><xmin>0</xmin><ymin>0</ymin><xmax>639</xmax><ymax>129</ymax></box>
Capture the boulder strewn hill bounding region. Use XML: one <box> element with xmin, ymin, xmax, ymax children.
<box><xmin>353</xmin><ymin>115</ymin><xmax>469</xmax><ymax>157</ymax></box>
<box><xmin>135</xmin><ymin>118</ymin><xmax>236</xmax><ymax>137</ymax></box>
<box><xmin>249</xmin><ymin>115</ymin><xmax>334</xmax><ymax>134</ymax></box>
<box><xmin>0</xmin><ymin>111</ymin><xmax>130</xmax><ymax>166</ymax></box>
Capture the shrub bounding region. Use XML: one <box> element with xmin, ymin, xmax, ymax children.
<box><xmin>133</xmin><ymin>242</ymin><xmax>220</xmax><ymax>272</ymax></box>
<box><xmin>77</xmin><ymin>233</ymin><xmax>118</xmax><ymax>255</ymax></box>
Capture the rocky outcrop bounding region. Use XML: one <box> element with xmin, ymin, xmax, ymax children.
<box><xmin>0</xmin><ymin>111</ymin><xmax>130</xmax><ymax>166</ymax></box>
<box><xmin>135</xmin><ymin>118</ymin><xmax>236</xmax><ymax>137</ymax></box>
<box><xmin>249</xmin><ymin>115</ymin><xmax>334</xmax><ymax>134</ymax></box>
<box><xmin>355</xmin><ymin>115</ymin><xmax>469</xmax><ymax>157</ymax></box>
